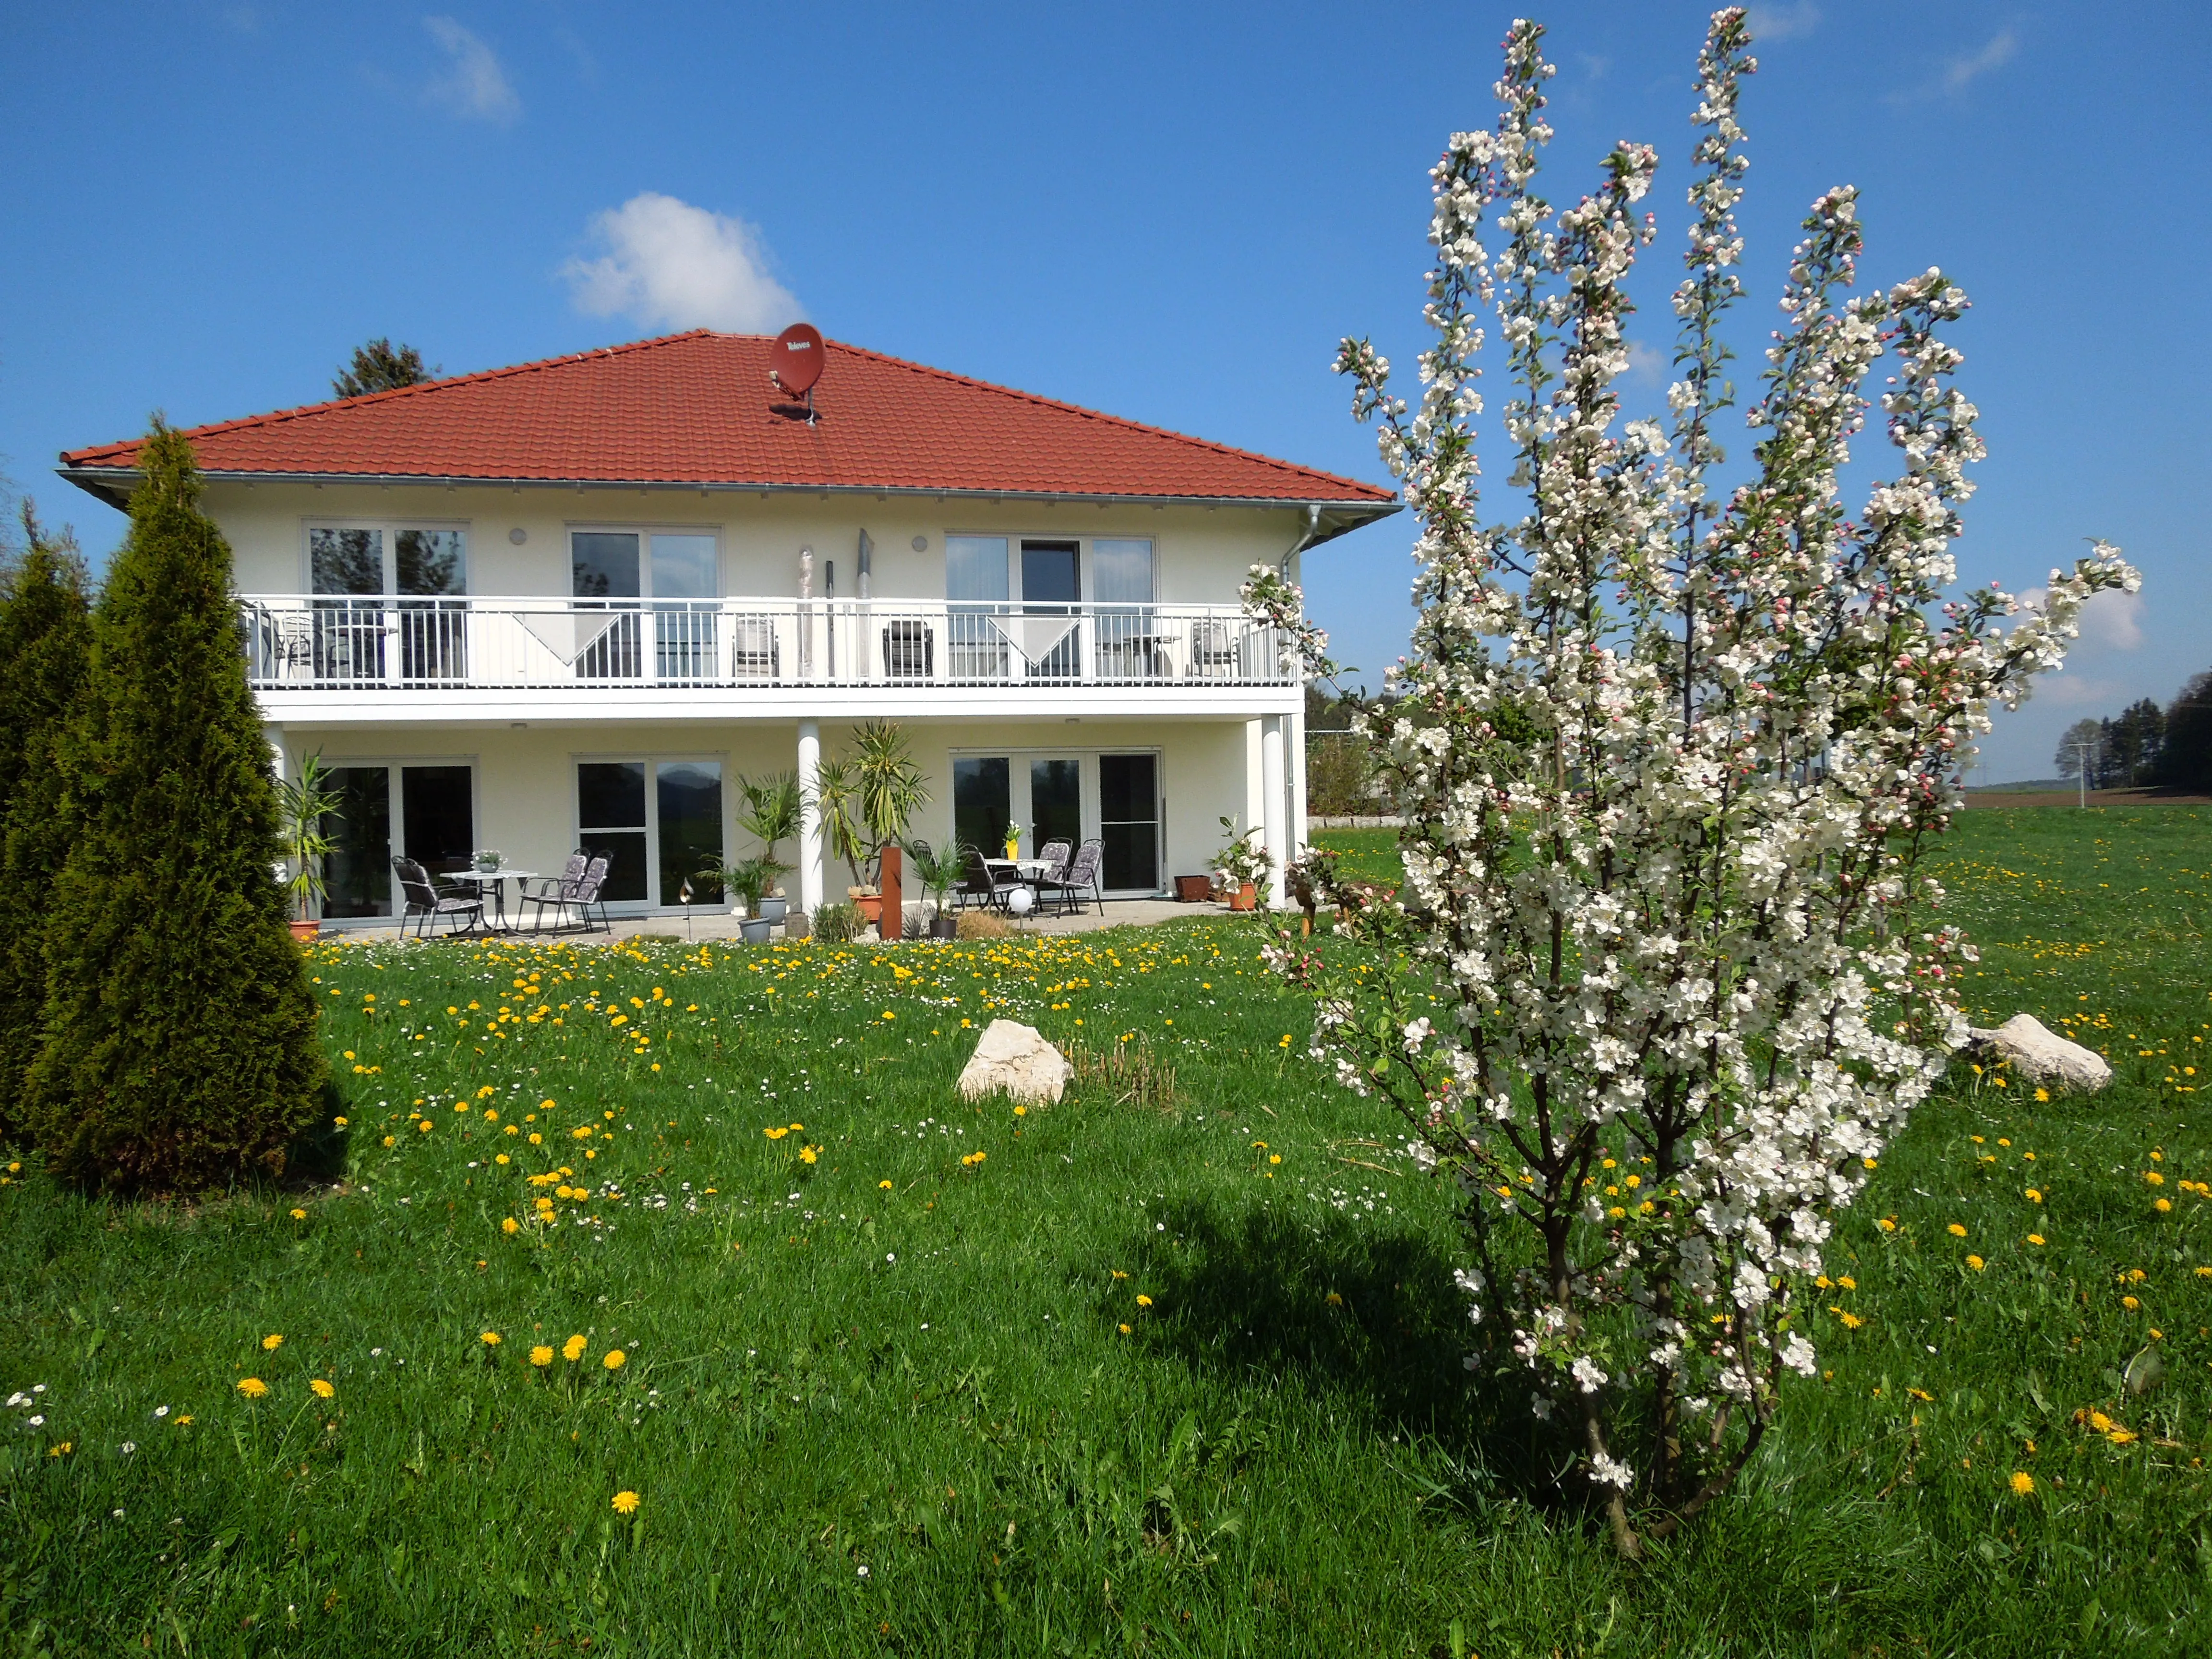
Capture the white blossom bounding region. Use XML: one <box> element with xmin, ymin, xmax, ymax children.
<box><xmin>1249</xmin><ymin>7</ymin><xmax>2135</xmax><ymax>1549</ymax></box>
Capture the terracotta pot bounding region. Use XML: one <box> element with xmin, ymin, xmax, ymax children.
<box><xmin>289</xmin><ymin>919</ymin><xmax>321</xmax><ymax>942</ymax></box>
<box><xmin>1227</xmin><ymin>882</ymin><xmax>1258</xmax><ymax>912</ymax></box>
<box><xmin>854</xmin><ymin>895</ymin><xmax>883</xmax><ymax>924</ymax></box>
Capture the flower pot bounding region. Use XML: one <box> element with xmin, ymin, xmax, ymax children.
<box><xmin>930</xmin><ymin>915</ymin><xmax>959</xmax><ymax>941</ymax></box>
<box><xmin>1227</xmin><ymin>882</ymin><xmax>1258</xmax><ymax>912</ymax></box>
<box><xmin>289</xmin><ymin>918</ymin><xmax>321</xmax><ymax>942</ymax></box>
<box><xmin>757</xmin><ymin>896</ymin><xmax>788</xmax><ymax>923</ymax></box>
<box><xmin>854</xmin><ymin>895</ymin><xmax>883</xmax><ymax>925</ymax></box>
<box><xmin>739</xmin><ymin>917</ymin><xmax>774</xmax><ymax>944</ymax></box>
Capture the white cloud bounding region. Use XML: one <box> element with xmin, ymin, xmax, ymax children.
<box><xmin>1744</xmin><ymin>3</ymin><xmax>1821</xmax><ymax>43</ymax></box>
<box><xmin>1943</xmin><ymin>26</ymin><xmax>2018</xmax><ymax>92</ymax></box>
<box><xmin>424</xmin><ymin>17</ymin><xmax>521</xmax><ymax>125</ymax></box>
<box><xmin>562</xmin><ymin>193</ymin><xmax>804</xmax><ymax>334</ymax></box>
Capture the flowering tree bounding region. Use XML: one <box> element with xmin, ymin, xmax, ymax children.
<box><xmin>1248</xmin><ymin>10</ymin><xmax>2135</xmax><ymax>1556</ymax></box>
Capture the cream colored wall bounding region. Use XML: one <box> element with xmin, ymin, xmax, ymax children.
<box><xmin>207</xmin><ymin>482</ymin><xmax>1301</xmax><ymax>606</ymax></box>
<box><xmin>285</xmin><ymin>715</ymin><xmax>1258</xmax><ymax>908</ymax></box>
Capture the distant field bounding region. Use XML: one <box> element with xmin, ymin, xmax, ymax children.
<box><xmin>1</xmin><ymin>807</ymin><xmax>2209</xmax><ymax>1653</ymax></box>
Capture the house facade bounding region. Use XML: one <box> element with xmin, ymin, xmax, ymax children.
<box><xmin>60</xmin><ymin>331</ymin><xmax>1396</xmax><ymax>924</ymax></box>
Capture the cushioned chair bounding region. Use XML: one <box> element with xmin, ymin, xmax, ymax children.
<box><xmin>393</xmin><ymin>856</ymin><xmax>483</xmax><ymax>938</ymax></box>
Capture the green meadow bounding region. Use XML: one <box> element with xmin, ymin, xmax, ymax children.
<box><xmin>1</xmin><ymin>807</ymin><xmax>2209</xmax><ymax>1655</ymax></box>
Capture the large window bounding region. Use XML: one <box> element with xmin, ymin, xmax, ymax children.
<box><xmin>315</xmin><ymin>763</ymin><xmax>475</xmax><ymax>919</ymax></box>
<box><xmin>576</xmin><ymin>757</ymin><xmax>724</xmax><ymax>907</ymax></box>
<box><xmin>569</xmin><ymin>529</ymin><xmax>721</xmax><ymax>681</ymax></box>
<box><xmin>308</xmin><ymin>524</ymin><xmax>468</xmax><ymax>681</ymax></box>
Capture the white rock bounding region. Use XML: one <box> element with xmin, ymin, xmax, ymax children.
<box><xmin>957</xmin><ymin>1019</ymin><xmax>1072</xmax><ymax>1106</ymax></box>
<box><xmin>1965</xmin><ymin>1013</ymin><xmax>2112</xmax><ymax>1093</ymax></box>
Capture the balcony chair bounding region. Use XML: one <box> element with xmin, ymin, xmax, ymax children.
<box><xmin>393</xmin><ymin>856</ymin><xmax>484</xmax><ymax>939</ymax></box>
<box><xmin>1037</xmin><ymin>839</ymin><xmax>1105</xmax><ymax>917</ymax></box>
<box><xmin>881</xmin><ymin>620</ymin><xmax>934</xmax><ymax>680</ymax></box>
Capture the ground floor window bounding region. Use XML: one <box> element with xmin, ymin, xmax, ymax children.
<box><xmin>318</xmin><ymin>763</ymin><xmax>476</xmax><ymax>918</ymax></box>
<box><xmin>576</xmin><ymin>758</ymin><xmax>724</xmax><ymax>908</ymax></box>
<box><xmin>949</xmin><ymin>749</ymin><xmax>1160</xmax><ymax>892</ymax></box>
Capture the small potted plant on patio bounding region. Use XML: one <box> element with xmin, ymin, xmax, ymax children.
<box><xmin>736</xmin><ymin>770</ymin><xmax>800</xmax><ymax>923</ymax></box>
<box><xmin>1214</xmin><ymin>814</ymin><xmax>1271</xmax><ymax>912</ymax></box>
<box><xmin>914</xmin><ymin>841</ymin><xmax>968</xmax><ymax>940</ymax></box>
<box><xmin>276</xmin><ymin>753</ymin><xmax>343</xmax><ymax>941</ymax></box>
<box><xmin>721</xmin><ymin>857</ymin><xmax>778</xmax><ymax>942</ymax></box>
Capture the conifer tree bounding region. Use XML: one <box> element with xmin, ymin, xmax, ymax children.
<box><xmin>23</xmin><ymin>423</ymin><xmax>325</xmax><ymax>1191</ymax></box>
<box><xmin>0</xmin><ymin>506</ymin><xmax>91</xmax><ymax>1134</ymax></box>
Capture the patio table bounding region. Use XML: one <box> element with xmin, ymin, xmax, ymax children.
<box><xmin>446</xmin><ymin>869</ymin><xmax>538</xmax><ymax>934</ymax></box>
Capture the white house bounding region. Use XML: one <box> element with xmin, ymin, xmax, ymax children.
<box><xmin>60</xmin><ymin>330</ymin><xmax>1396</xmax><ymax>924</ymax></box>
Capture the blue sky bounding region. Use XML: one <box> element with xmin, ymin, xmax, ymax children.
<box><xmin>3</xmin><ymin>1</ymin><xmax>2203</xmax><ymax>780</ymax></box>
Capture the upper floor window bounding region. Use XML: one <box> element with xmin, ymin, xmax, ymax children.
<box><xmin>569</xmin><ymin>529</ymin><xmax>720</xmax><ymax>600</ymax></box>
<box><xmin>308</xmin><ymin>525</ymin><xmax>467</xmax><ymax>597</ymax></box>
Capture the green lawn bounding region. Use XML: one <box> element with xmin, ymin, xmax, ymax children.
<box><xmin>2</xmin><ymin>809</ymin><xmax>2209</xmax><ymax>1654</ymax></box>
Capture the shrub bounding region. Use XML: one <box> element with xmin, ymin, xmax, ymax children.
<box><xmin>0</xmin><ymin>508</ymin><xmax>92</xmax><ymax>1133</ymax></box>
<box><xmin>23</xmin><ymin>424</ymin><xmax>325</xmax><ymax>1192</ymax></box>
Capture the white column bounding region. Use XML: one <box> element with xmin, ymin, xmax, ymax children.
<box><xmin>1260</xmin><ymin>714</ymin><xmax>1288</xmax><ymax>909</ymax></box>
<box><xmin>797</xmin><ymin>719</ymin><xmax>824</xmax><ymax>916</ymax></box>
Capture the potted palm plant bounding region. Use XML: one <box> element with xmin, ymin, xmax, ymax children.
<box><xmin>276</xmin><ymin>754</ymin><xmax>343</xmax><ymax>940</ymax></box>
<box><xmin>810</xmin><ymin>721</ymin><xmax>931</xmax><ymax>931</ymax></box>
<box><xmin>1214</xmin><ymin>814</ymin><xmax>1271</xmax><ymax>912</ymax></box>
<box><xmin>720</xmin><ymin>857</ymin><xmax>777</xmax><ymax>942</ymax></box>
<box><xmin>914</xmin><ymin>841</ymin><xmax>968</xmax><ymax>940</ymax></box>
<box><xmin>736</xmin><ymin>771</ymin><xmax>800</xmax><ymax>923</ymax></box>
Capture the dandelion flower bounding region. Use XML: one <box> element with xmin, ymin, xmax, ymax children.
<box><xmin>262</xmin><ymin>1334</ymin><xmax>284</xmax><ymax>1351</ymax></box>
<box><xmin>237</xmin><ymin>1378</ymin><xmax>268</xmax><ymax>1399</ymax></box>
<box><xmin>530</xmin><ymin>1345</ymin><xmax>553</xmax><ymax>1367</ymax></box>
<box><xmin>603</xmin><ymin>1349</ymin><xmax>626</xmax><ymax>1371</ymax></box>
<box><xmin>564</xmin><ymin>1335</ymin><xmax>587</xmax><ymax>1362</ymax></box>
<box><xmin>310</xmin><ymin>1379</ymin><xmax>335</xmax><ymax>1400</ymax></box>
<box><xmin>2010</xmin><ymin>1471</ymin><xmax>2034</xmax><ymax>1496</ymax></box>
<box><xmin>612</xmin><ymin>1490</ymin><xmax>640</xmax><ymax>1515</ymax></box>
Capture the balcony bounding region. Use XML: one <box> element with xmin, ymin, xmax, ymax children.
<box><xmin>237</xmin><ymin>596</ymin><xmax>1295</xmax><ymax>697</ymax></box>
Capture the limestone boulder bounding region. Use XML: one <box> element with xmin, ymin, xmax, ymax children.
<box><xmin>1964</xmin><ymin>1013</ymin><xmax>2112</xmax><ymax>1093</ymax></box>
<box><xmin>957</xmin><ymin>1019</ymin><xmax>1072</xmax><ymax>1106</ymax></box>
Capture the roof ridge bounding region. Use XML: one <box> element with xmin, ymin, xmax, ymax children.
<box><xmin>820</xmin><ymin>338</ymin><xmax>1387</xmax><ymax>499</ymax></box>
<box><xmin>60</xmin><ymin>331</ymin><xmax>721</xmax><ymax>464</ymax></box>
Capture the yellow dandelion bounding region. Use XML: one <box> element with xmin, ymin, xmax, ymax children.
<box><xmin>237</xmin><ymin>1377</ymin><xmax>268</xmax><ymax>1399</ymax></box>
<box><xmin>612</xmin><ymin>1490</ymin><xmax>640</xmax><ymax>1515</ymax></box>
<box><xmin>603</xmin><ymin>1348</ymin><xmax>627</xmax><ymax>1371</ymax></box>
<box><xmin>310</xmin><ymin>1379</ymin><xmax>335</xmax><ymax>1400</ymax></box>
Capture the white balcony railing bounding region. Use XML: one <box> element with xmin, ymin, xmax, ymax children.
<box><xmin>236</xmin><ymin>596</ymin><xmax>1294</xmax><ymax>693</ymax></box>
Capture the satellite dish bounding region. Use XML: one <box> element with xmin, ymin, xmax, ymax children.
<box><xmin>769</xmin><ymin>322</ymin><xmax>825</xmax><ymax>396</ymax></box>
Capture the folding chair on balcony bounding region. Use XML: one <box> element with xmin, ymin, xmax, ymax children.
<box><xmin>393</xmin><ymin>856</ymin><xmax>484</xmax><ymax>938</ymax></box>
<box><xmin>1036</xmin><ymin>839</ymin><xmax>1104</xmax><ymax>917</ymax></box>
<box><xmin>1187</xmin><ymin>618</ymin><xmax>1243</xmax><ymax>679</ymax></box>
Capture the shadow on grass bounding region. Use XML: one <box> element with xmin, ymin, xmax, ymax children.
<box><xmin>1119</xmin><ymin>1195</ymin><xmax>1584</xmax><ymax>1515</ymax></box>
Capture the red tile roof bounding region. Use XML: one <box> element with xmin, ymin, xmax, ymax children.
<box><xmin>60</xmin><ymin>331</ymin><xmax>1398</xmax><ymax>519</ymax></box>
